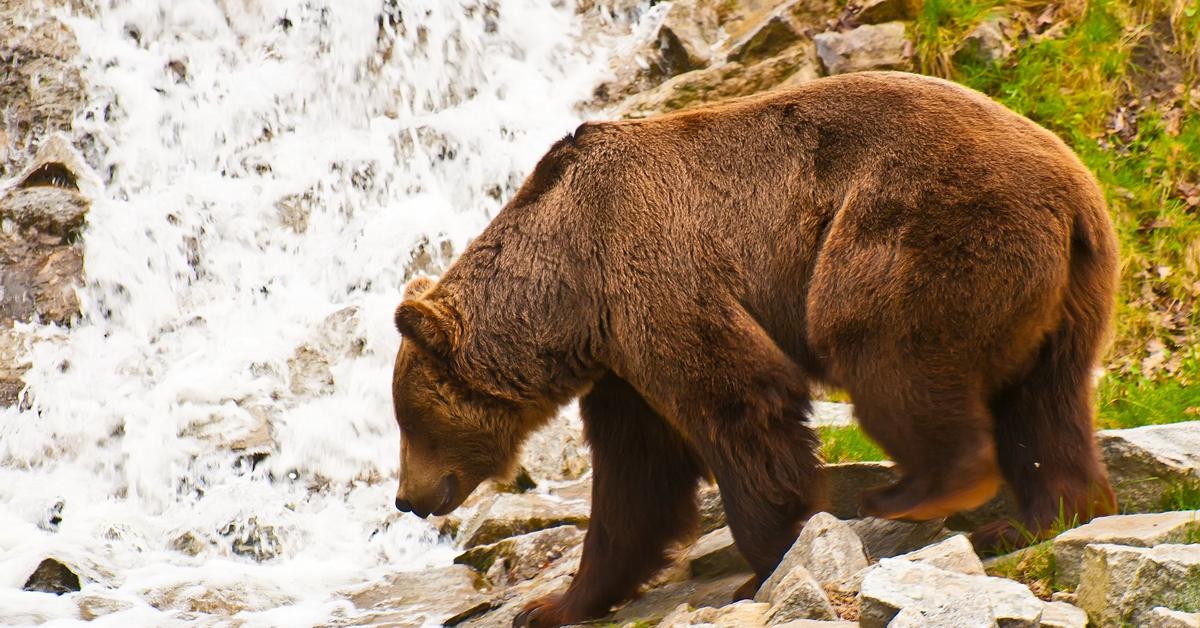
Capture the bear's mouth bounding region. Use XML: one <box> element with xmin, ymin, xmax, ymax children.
<box><xmin>431</xmin><ymin>473</ymin><xmax>459</xmax><ymax>517</ymax></box>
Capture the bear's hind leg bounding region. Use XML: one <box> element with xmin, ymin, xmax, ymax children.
<box><xmin>514</xmin><ymin>373</ymin><xmax>705</xmax><ymax>628</ymax></box>
<box><xmin>974</xmin><ymin>336</ymin><xmax>1117</xmax><ymax>553</ymax></box>
<box><xmin>851</xmin><ymin>377</ymin><xmax>1002</xmax><ymax>522</ymax></box>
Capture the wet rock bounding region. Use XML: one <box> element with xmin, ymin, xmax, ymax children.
<box><xmin>660</xmin><ymin>600</ymin><xmax>769</xmax><ymax>627</ymax></box>
<box><xmin>848</xmin><ymin>516</ymin><xmax>950</xmax><ymax>560</ymax></box>
<box><xmin>1148</xmin><ymin>607</ymin><xmax>1200</xmax><ymax>627</ymax></box>
<box><xmin>619</xmin><ymin>44</ymin><xmax>819</xmax><ymax>118</ymax></box>
<box><xmin>274</xmin><ymin>190</ymin><xmax>315</xmax><ymax>234</ymax></box>
<box><xmin>859</xmin><ymin>560</ymin><xmax>1043</xmax><ymax>628</ymax></box>
<box><xmin>77</xmin><ymin>594</ymin><xmax>135</xmax><ymax>620</ymax></box>
<box><xmin>222</xmin><ymin>516</ymin><xmax>284</xmax><ymax>562</ymax></box>
<box><xmin>520</xmin><ymin>407</ymin><xmax>590</xmax><ymax>482</ymax></box>
<box><xmin>1098</xmin><ymin>422</ymin><xmax>1200</xmax><ymax>512</ymax></box>
<box><xmin>287</xmin><ymin>344</ymin><xmax>335</xmax><ymax>397</ymax></box>
<box><xmin>1</xmin><ymin>187</ymin><xmax>89</xmax><ymax>238</ymax></box>
<box><xmin>760</xmin><ymin>565</ymin><xmax>838</xmax><ymax>623</ymax></box>
<box><xmin>458</xmin><ymin>492</ymin><xmax>589</xmax><ymax>548</ymax></box>
<box><xmin>343</xmin><ymin>564</ymin><xmax>488</xmax><ymax>626</ymax></box>
<box><xmin>954</xmin><ymin>12</ymin><xmax>1015</xmax><ymax>65</ymax></box>
<box><xmin>172</xmin><ymin>531</ymin><xmax>208</xmax><ymax>557</ymax></box>
<box><xmin>314</xmin><ymin>305</ymin><xmax>366</xmax><ymax>360</ymax></box>
<box><xmin>0</xmin><ymin>330</ymin><xmax>31</xmax><ymax>406</ymax></box>
<box><xmin>22</xmin><ymin>558</ymin><xmax>81</xmax><ymax>594</ymax></box>
<box><xmin>454</xmin><ymin>526</ymin><xmax>584</xmax><ymax>586</ymax></box>
<box><xmin>1053</xmin><ymin>511</ymin><xmax>1200</xmax><ymax>588</ymax></box>
<box><xmin>688</xmin><ymin>526</ymin><xmax>750</xmax><ymax>578</ymax></box>
<box><xmin>726</xmin><ymin>1</ymin><xmax>805</xmax><ymax>65</ymax></box>
<box><xmin>826</xmin><ymin>461</ymin><xmax>895</xmax><ymax>519</ymax></box>
<box><xmin>458</xmin><ymin>545</ymin><xmax>582</xmax><ymax>627</ymax></box>
<box><xmin>1039</xmin><ymin>601</ymin><xmax>1089</xmax><ymax>628</ymax></box>
<box><xmin>1076</xmin><ymin>543</ymin><xmax>1200</xmax><ymax>627</ymax></box>
<box><xmin>894</xmin><ymin>534</ymin><xmax>984</xmax><ymax>575</ymax></box>
<box><xmin>403</xmin><ymin>234</ymin><xmax>455</xmax><ymax>281</ymax></box>
<box><xmin>814</xmin><ymin>22</ymin><xmax>913</xmax><ymax>75</ymax></box>
<box><xmin>853</xmin><ymin>0</ymin><xmax>911</xmax><ymax>24</ymax></box>
<box><xmin>0</xmin><ymin>7</ymin><xmax>87</xmax><ymax>179</ymax></box>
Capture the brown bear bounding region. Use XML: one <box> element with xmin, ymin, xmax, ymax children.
<box><xmin>389</xmin><ymin>71</ymin><xmax>1118</xmax><ymax>627</ymax></box>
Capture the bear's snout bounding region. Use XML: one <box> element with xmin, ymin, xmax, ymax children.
<box><xmin>395</xmin><ymin>473</ymin><xmax>458</xmax><ymax>518</ymax></box>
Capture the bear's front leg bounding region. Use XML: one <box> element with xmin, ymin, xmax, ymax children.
<box><xmin>513</xmin><ymin>373</ymin><xmax>705</xmax><ymax>628</ymax></box>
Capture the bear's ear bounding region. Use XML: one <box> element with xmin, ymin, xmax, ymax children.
<box><xmin>395</xmin><ymin>297</ymin><xmax>460</xmax><ymax>360</ymax></box>
<box><xmin>403</xmin><ymin>276</ymin><xmax>436</xmax><ymax>300</ymax></box>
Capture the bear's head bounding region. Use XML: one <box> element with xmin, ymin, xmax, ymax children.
<box><xmin>391</xmin><ymin>276</ymin><xmax>544</xmax><ymax>517</ymax></box>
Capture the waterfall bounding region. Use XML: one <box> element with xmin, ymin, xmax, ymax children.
<box><xmin>0</xmin><ymin>0</ymin><xmax>645</xmax><ymax>623</ymax></box>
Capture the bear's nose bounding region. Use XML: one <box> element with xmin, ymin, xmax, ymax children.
<box><xmin>394</xmin><ymin>497</ymin><xmax>413</xmax><ymax>513</ymax></box>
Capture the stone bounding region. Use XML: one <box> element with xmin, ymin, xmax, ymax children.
<box><xmin>848</xmin><ymin>517</ymin><xmax>951</xmax><ymax>560</ymax></box>
<box><xmin>894</xmin><ymin>534</ymin><xmax>985</xmax><ymax>575</ymax></box>
<box><xmin>726</xmin><ymin>1</ymin><xmax>805</xmax><ymax>65</ymax></box>
<box><xmin>659</xmin><ymin>600</ymin><xmax>769</xmax><ymax>627</ymax></box>
<box><xmin>762</xmin><ymin>566</ymin><xmax>838</xmax><ymax>623</ymax></box>
<box><xmin>772</xmin><ymin>622</ymin><xmax>857</xmax><ymax>628</ymax></box>
<box><xmin>1075</xmin><ymin>543</ymin><xmax>1200</xmax><ymax>627</ymax></box>
<box><xmin>859</xmin><ymin>560</ymin><xmax>1043</xmax><ymax>628</ymax></box>
<box><xmin>954</xmin><ymin>13</ymin><xmax>1015</xmax><ymax>65</ymax></box>
<box><xmin>826</xmin><ymin>461</ymin><xmax>896</xmax><ymax>519</ymax></box>
<box><xmin>810</xmin><ymin>400</ymin><xmax>854</xmax><ymax>427</ymax></box>
<box><xmin>77</xmin><ymin>594</ymin><xmax>135</xmax><ymax>620</ymax></box>
<box><xmin>655</xmin><ymin>0</ymin><xmax>720</xmax><ymax>74</ymax></box>
<box><xmin>345</xmin><ymin>564</ymin><xmax>489</xmax><ymax>627</ymax></box>
<box><xmin>698</xmin><ymin>483</ymin><xmax>726</xmax><ymax>533</ymax></box>
<box><xmin>758</xmin><ymin>512</ymin><xmax>868</xmax><ymax>597</ymax></box>
<box><xmin>688</xmin><ymin>526</ymin><xmax>751</xmax><ymax>578</ymax></box>
<box><xmin>222</xmin><ymin>516</ymin><xmax>284</xmax><ymax>562</ymax></box>
<box><xmin>22</xmin><ymin>558</ymin><xmax>81</xmax><ymax>594</ymax></box>
<box><xmin>287</xmin><ymin>344</ymin><xmax>335</xmax><ymax>397</ymax></box>
<box><xmin>0</xmin><ymin>329</ymin><xmax>31</xmax><ymax>406</ymax></box>
<box><xmin>453</xmin><ymin>525</ymin><xmax>584</xmax><ymax>586</ymax></box>
<box><xmin>609</xmin><ymin>572</ymin><xmax>752</xmax><ymax>625</ymax></box>
<box><xmin>813</xmin><ymin>22</ymin><xmax>913</xmax><ymax>76</ymax></box>
<box><xmin>519</xmin><ymin>405</ymin><xmax>590</xmax><ymax>482</ymax></box>
<box><xmin>1098</xmin><ymin>422</ymin><xmax>1200</xmax><ymax>512</ymax></box>
<box><xmin>1039</xmin><ymin>601</ymin><xmax>1088</xmax><ymax>628</ymax></box>
<box><xmin>619</xmin><ymin>44</ymin><xmax>819</xmax><ymax>118</ymax></box>
<box><xmin>854</xmin><ymin>0</ymin><xmax>911</xmax><ymax>24</ymax></box>
<box><xmin>1053</xmin><ymin>511</ymin><xmax>1200</xmax><ymax>588</ymax></box>
<box><xmin>1148</xmin><ymin>607</ymin><xmax>1200</xmax><ymax>628</ymax></box>
<box><xmin>457</xmin><ymin>492</ymin><xmax>590</xmax><ymax>548</ymax></box>
<box><xmin>887</xmin><ymin>603</ymin><xmax>996</xmax><ymax>627</ymax></box>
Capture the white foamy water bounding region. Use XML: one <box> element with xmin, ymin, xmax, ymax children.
<box><xmin>0</xmin><ymin>1</ymin><xmax>650</xmax><ymax>624</ymax></box>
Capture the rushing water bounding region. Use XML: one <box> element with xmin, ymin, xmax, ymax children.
<box><xmin>0</xmin><ymin>1</ymin><xmax>652</xmax><ymax>624</ymax></box>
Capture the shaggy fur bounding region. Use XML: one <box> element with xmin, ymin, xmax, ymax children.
<box><xmin>389</xmin><ymin>71</ymin><xmax>1118</xmax><ymax>628</ymax></box>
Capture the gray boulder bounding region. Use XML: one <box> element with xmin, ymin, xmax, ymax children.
<box><xmin>1076</xmin><ymin>543</ymin><xmax>1200</xmax><ymax>627</ymax></box>
<box><xmin>859</xmin><ymin>560</ymin><xmax>1043</xmax><ymax>628</ymax></box>
<box><xmin>814</xmin><ymin>23</ymin><xmax>912</xmax><ymax>75</ymax></box>
<box><xmin>1053</xmin><ymin>511</ymin><xmax>1200</xmax><ymax>587</ymax></box>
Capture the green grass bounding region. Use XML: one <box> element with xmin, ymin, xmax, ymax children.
<box><xmin>1159</xmin><ymin>480</ymin><xmax>1200</xmax><ymax>512</ymax></box>
<box><xmin>912</xmin><ymin>0</ymin><xmax>1200</xmax><ymax>429</ymax></box>
<box><xmin>818</xmin><ymin>425</ymin><xmax>887</xmax><ymax>463</ymax></box>
<box><xmin>985</xmin><ymin>540</ymin><xmax>1060</xmax><ymax>598</ymax></box>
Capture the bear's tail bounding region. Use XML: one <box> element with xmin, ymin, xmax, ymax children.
<box><xmin>984</xmin><ymin>200</ymin><xmax>1119</xmax><ymax>543</ymax></box>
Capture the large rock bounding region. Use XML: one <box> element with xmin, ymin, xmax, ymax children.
<box><xmin>1039</xmin><ymin>601</ymin><xmax>1089</xmax><ymax>628</ymax></box>
<box><xmin>1098</xmin><ymin>422</ymin><xmax>1200</xmax><ymax>511</ymax></box>
<box><xmin>0</xmin><ymin>5</ymin><xmax>87</xmax><ymax>179</ymax></box>
<box><xmin>826</xmin><ymin>462</ymin><xmax>895</xmax><ymax>519</ymax></box>
<box><xmin>1075</xmin><ymin>543</ymin><xmax>1200</xmax><ymax>627</ymax></box>
<box><xmin>345</xmin><ymin>564</ymin><xmax>490</xmax><ymax>627</ymax></box>
<box><xmin>519</xmin><ymin>406</ymin><xmax>590</xmax><ymax>482</ymax></box>
<box><xmin>725</xmin><ymin>1</ymin><xmax>806</xmax><ymax>65</ymax></box>
<box><xmin>609</xmin><ymin>572</ymin><xmax>753</xmax><ymax>625</ymax></box>
<box><xmin>848</xmin><ymin>516</ymin><xmax>951</xmax><ymax>560</ymax></box>
<box><xmin>688</xmin><ymin>526</ymin><xmax>751</xmax><ymax>578</ymax></box>
<box><xmin>814</xmin><ymin>22</ymin><xmax>913</xmax><ymax>75</ymax></box>
<box><xmin>660</xmin><ymin>600</ymin><xmax>769</xmax><ymax>627</ymax></box>
<box><xmin>457</xmin><ymin>492</ymin><xmax>589</xmax><ymax>548</ymax></box>
<box><xmin>619</xmin><ymin>44</ymin><xmax>819</xmax><ymax>118</ymax></box>
<box><xmin>761</xmin><ymin>565</ymin><xmax>838</xmax><ymax>623</ymax></box>
<box><xmin>698</xmin><ymin>483</ymin><xmax>727</xmax><ymax>533</ymax></box>
<box><xmin>954</xmin><ymin>12</ymin><xmax>1016</xmax><ymax>65</ymax></box>
<box><xmin>655</xmin><ymin>0</ymin><xmax>720</xmax><ymax>73</ymax></box>
<box><xmin>454</xmin><ymin>525</ymin><xmax>584</xmax><ymax>586</ymax></box>
<box><xmin>1148</xmin><ymin>607</ymin><xmax>1200</xmax><ymax>627</ymax></box>
<box><xmin>1053</xmin><ymin>511</ymin><xmax>1200</xmax><ymax>588</ymax></box>
<box><xmin>859</xmin><ymin>560</ymin><xmax>1044</xmax><ymax>628</ymax></box>
<box><xmin>22</xmin><ymin>558</ymin><xmax>81</xmax><ymax>594</ymax></box>
<box><xmin>894</xmin><ymin>534</ymin><xmax>985</xmax><ymax>575</ymax></box>
<box><xmin>886</xmin><ymin>603</ymin><xmax>996</xmax><ymax>627</ymax></box>
<box><xmin>854</xmin><ymin>0</ymin><xmax>912</xmax><ymax>24</ymax></box>
<box><xmin>758</xmin><ymin>512</ymin><xmax>868</xmax><ymax>597</ymax></box>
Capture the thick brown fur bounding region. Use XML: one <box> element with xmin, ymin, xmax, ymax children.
<box><xmin>389</xmin><ymin>72</ymin><xmax>1118</xmax><ymax>627</ymax></box>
